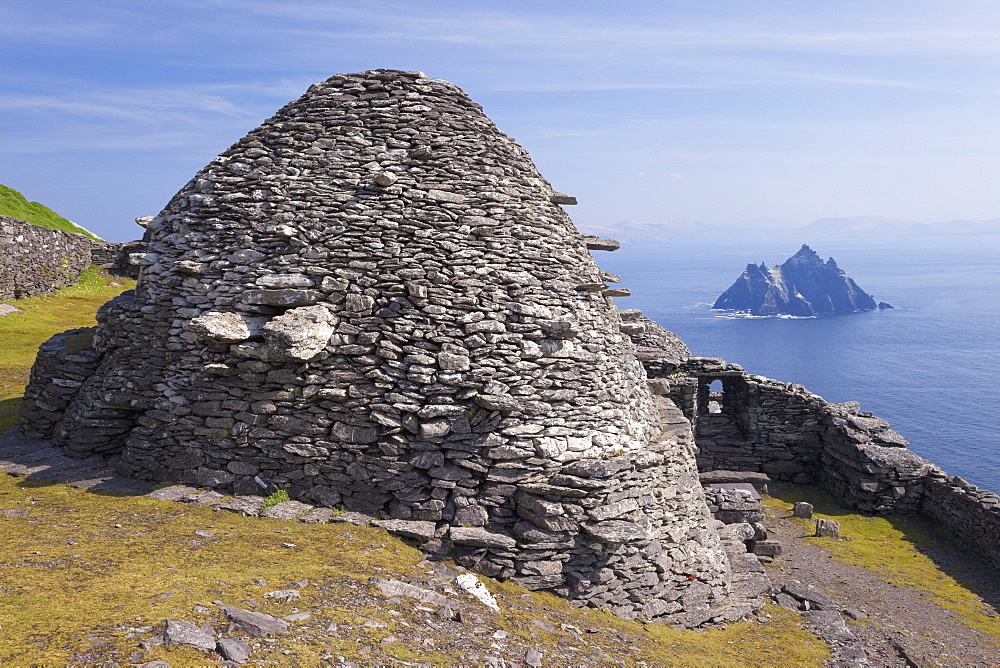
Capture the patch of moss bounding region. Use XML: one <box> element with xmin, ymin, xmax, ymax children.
<box><xmin>0</xmin><ymin>267</ymin><xmax>133</xmax><ymax>431</ymax></box>
<box><xmin>0</xmin><ymin>465</ymin><xmax>833</xmax><ymax>664</ymax></box>
<box><xmin>766</xmin><ymin>484</ymin><xmax>1000</xmax><ymax>647</ymax></box>
<box><xmin>0</xmin><ymin>184</ymin><xmax>102</xmax><ymax>241</ymax></box>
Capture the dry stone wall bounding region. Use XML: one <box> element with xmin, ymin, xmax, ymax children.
<box><xmin>20</xmin><ymin>70</ymin><xmax>731</xmax><ymax>622</ymax></box>
<box><xmin>636</xmin><ymin>330</ymin><xmax>1000</xmax><ymax>564</ymax></box>
<box><xmin>644</xmin><ymin>354</ymin><xmax>936</xmax><ymax>513</ymax></box>
<box><xmin>0</xmin><ymin>215</ymin><xmax>93</xmax><ymax>299</ymax></box>
<box><xmin>19</xmin><ymin>328</ymin><xmax>103</xmax><ymax>442</ymax></box>
<box><xmin>922</xmin><ymin>477</ymin><xmax>1000</xmax><ymax>564</ymax></box>
<box><xmin>91</xmin><ymin>240</ymin><xmax>146</xmax><ymax>279</ymax></box>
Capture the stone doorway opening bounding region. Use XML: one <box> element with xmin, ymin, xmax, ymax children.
<box><xmin>707</xmin><ymin>379</ymin><xmax>724</xmax><ymax>414</ymax></box>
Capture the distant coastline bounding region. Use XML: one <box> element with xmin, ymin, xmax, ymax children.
<box><xmin>579</xmin><ymin>216</ymin><xmax>1000</xmax><ymax>246</ymax></box>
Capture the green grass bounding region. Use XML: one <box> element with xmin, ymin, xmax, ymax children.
<box><xmin>262</xmin><ymin>489</ymin><xmax>290</xmax><ymax>508</ymax></box>
<box><xmin>0</xmin><ymin>267</ymin><xmax>133</xmax><ymax>431</ymax></box>
<box><xmin>766</xmin><ymin>484</ymin><xmax>1000</xmax><ymax>647</ymax></box>
<box><xmin>0</xmin><ymin>473</ymin><xmax>830</xmax><ymax>665</ymax></box>
<box><xmin>0</xmin><ymin>184</ymin><xmax>102</xmax><ymax>241</ymax></box>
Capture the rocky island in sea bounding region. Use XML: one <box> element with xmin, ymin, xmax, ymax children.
<box><xmin>713</xmin><ymin>244</ymin><xmax>880</xmax><ymax>316</ymax></box>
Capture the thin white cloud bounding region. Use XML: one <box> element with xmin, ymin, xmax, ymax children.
<box><xmin>197</xmin><ymin>0</ymin><xmax>1000</xmax><ymax>58</ymax></box>
<box><xmin>0</xmin><ymin>3</ymin><xmax>119</xmax><ymax>41</ymax></box>
<box><xmin>0</xmin><ymin>83</ymin><xmax>257</xmax><ymax>123</ymax></box>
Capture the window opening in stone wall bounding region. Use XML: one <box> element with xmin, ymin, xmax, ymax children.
<box><xmin>708</xmin><ymin>379</ymin><xmax>724</xmax><ymax>414</ymax></box>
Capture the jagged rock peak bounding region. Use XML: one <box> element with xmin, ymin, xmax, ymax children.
<box><xmin>713</xmin><ymin>245</ymin><xmax>878</xmax><ymax>316</ymax></box>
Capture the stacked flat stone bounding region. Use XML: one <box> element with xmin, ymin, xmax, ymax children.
<box><xmin>91</xmin><ymin>239</ymin><xmax>146</xmax><ymax>279</ymax></box>
<box><xmin>646</xmin><ymin>355</ymin><xmax>940</xmax><ymax>513</ymax></box>
<box><xmin>640</xmin><ymin>349</ymin><xmax>1000</xmax><ymax>568</ymax></box>
<box><xmin>20</xmin><ymin>70</ymin><xmax>729</xmax><ymax>621</ymax></box>
<box><xmin>0</xmin><ymin>215</ymin><xmax>94</xmax><ymax>299</ymax></box>
<box><xmin>621</xmin><ymin>310</ymin><xmax>691</xmax><ymax>364</ymax></box>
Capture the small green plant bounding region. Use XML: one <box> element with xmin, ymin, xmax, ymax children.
<box><xmin>329</xmin><ymin>504</ymin><xmax>348</xmax><ymax>516</ymax></box>
<box><xmin>150</xmin><ymin>481</ymin><xmax>176</xmax><ymax>491</ymax></box>
<box><xmin>262</xmin><ymin>489</ymin><xmax>290</xmax><ymax>508</ymax></box>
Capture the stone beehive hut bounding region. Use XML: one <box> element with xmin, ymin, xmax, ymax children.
<box><xmin>20</xmin><ymin>70</ymin><xmax>729</xmax><ymax>620</ymax></box>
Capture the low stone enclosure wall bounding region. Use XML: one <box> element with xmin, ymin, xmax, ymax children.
<box><xmin>91</xmin><ymin>240</ymin><xmax>146</xmax><ymax>280</ymax></box>
<box><xmin>643</xmin><ymin>353</ymin><xmax>1000</xmax><ymax>567</ymax></box>
<box><xmin>0</xmin><ymin>215</ymin><xmax>143</xmax><ymax>301</ymax></box>
<box><xmin>0</xmin><ymin>215</ymin><xmax>94</xmax><ymax>299</ymax></box>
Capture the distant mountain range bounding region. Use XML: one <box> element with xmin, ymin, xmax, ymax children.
<box><xmin>578</xmin><ymin>216</ymin><xmax>1000</xmax><ymax>245</ymax></box>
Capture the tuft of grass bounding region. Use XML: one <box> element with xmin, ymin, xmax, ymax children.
<box><xmin>766</xmin><ymin>484</ymin><xmax>1000</xmax><ymax>647</ymax></box>
<box><xmin>0</xmin><ymin>267</ymin><xmax>133</xmax><ymax>431</ymax></box>
<box><xmin>262</xmin><ymin>489</ymin><xmax>290</xmax><ymax>508</ymax></box>
<box><xmin>0</xmin><ymin>184</ymin><xmax>102</xmax><ymax>241</ymax></box>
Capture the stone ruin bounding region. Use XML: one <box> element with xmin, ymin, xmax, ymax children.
<box><xmin>19</xmin><ymin>70</ymin><xmax>736</xmax><ymax>622</ymax></box>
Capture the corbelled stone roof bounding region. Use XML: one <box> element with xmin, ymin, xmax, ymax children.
<box><xmin>21</xmin><ymin>70</ymin><xmax>729</xmax><ymax>621</ymax></box>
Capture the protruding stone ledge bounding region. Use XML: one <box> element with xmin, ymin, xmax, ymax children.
<box><xmin>583</xmin><ymin>236</ymin><xmax>621</xmax><ymax>251</ymax></box>
<box><xmin>550</xmin><ymin>193</ymin><xmax>577</xmax><ymax>205</ymax></box>
<box><xmin>600</xmin><ymin>270</ymin><xmax>621</xmax><ymax>283</ymax></box>
<box><xmin>620</xmin><ymin>322</ymin><xmax>646</xmax><ymax>336</ymax></box>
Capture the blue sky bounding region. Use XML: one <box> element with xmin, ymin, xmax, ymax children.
<box><xmin>3</xmin><ymin>0</ymin><xmax>999</xmax><ymax>241</ymax></box>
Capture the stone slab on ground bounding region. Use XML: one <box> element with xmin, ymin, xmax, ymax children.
<box><xmin>146</xmin><ymin>485</ymin><xmax>199</xmax><ymax>502</ymax></box>
<box><xmin>259</xmin><ymin>500</ymin><xmax>314</xmax><ymax>519</ymax></box>
<box><xmin>215</xmin><ymin>601</ymin><xmax>289</xmax><ymax>637</ymax></box>
<box><xmin>184</xmin><ymin>490</ymin><xmax>229</xmax><ymax>507</ymax></box>
<box><xmin>299</xmin><ymin>508</ymin><xmax>334</xmax><ymax>523</ymax></box>
<box><xmin>217</xmin><ymin>637</ymin><xmax>251</xmax><ymax>663</ymax></box>
<box><xmin>162</xmin><ymin>619</ymin><xmax>216</xmax><ymax>652</ymax></box>
<box><xmin>329</xmin><ymin>511</ymin><xmax>374</xmax><ymax>526</ymax></box>
<box><xmin>214</xmin><ymin>495</ymin><xmax>266</xmax><ymax>516</ymax></box>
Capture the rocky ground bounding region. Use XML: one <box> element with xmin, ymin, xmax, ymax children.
<box><xmin>1</xmin><ymin>427</ymin><xmax>998</xmax><ymax>665</ymax></box>
<box><xmin>763</xmin><ymin>498</ymin><xmax>1000</xmax><ymax>666</ymax></box>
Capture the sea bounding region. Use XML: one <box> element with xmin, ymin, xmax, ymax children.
<box><xmin>598</xmin><ymin>235</ymin><xmax>1000</xmax><ymax>493</ymax></box>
